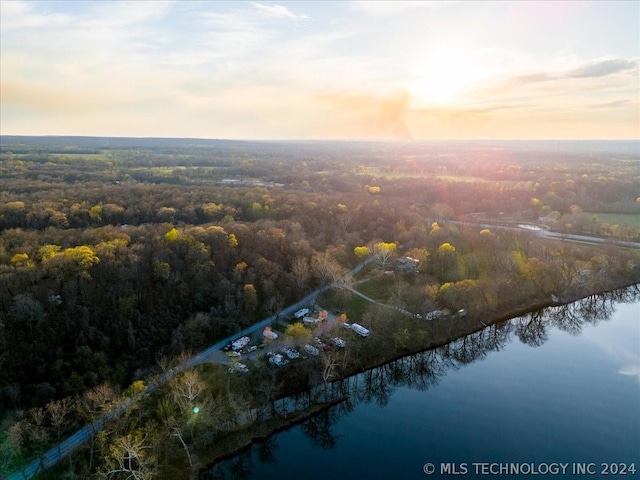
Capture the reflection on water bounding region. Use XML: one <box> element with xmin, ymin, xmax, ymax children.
<box><xmin>205</xmin><ymin>286</ymin><xmax>640</xmax><ymax>480</ymax></box>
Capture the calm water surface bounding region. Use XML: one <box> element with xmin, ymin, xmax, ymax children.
<box><xmin>210</xmin><ymin>294</ymin><xmax>640</xmax><ymax>479</ymax></box>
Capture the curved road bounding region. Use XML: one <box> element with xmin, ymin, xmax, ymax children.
<box><xmin>9</xmin><ymin>221</ymin><xmax>638</xmax><ymax>479</ymax></box>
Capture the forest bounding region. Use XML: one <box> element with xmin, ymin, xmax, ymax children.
<box><xmin>1</xmin><ymin>136</ymin><xmax>639</xmax><ymax>478</ymax></box>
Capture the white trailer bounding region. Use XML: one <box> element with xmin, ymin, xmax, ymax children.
<box><xmin>303</xmin><ymin>316</ymin><xmax>319</xmax><ymax>326</ymax></box>
<box><xmin>232</xmin><ymin>336</ymin><xmax>250</xmax><ymax>350</ymax></box>
<box><xmin>294</xmin><ymin>308</ymin><xmax>311</xmax><ymax>319</ymax></box>
<box><xmin>351</xmin><ymin>323</ymin><xmax>370</xmax><ymax>337</ymax></box>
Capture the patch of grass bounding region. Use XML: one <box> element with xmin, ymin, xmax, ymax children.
<box><xmin>194</xmin><ymin>364</ymin><xmax>229</xmax><ymax>396</ymax></box>
<box><xmin>586</xmin><ymin>212</ymin><xmax>640</xmax><ymax>228</ymax></box>
<box><xmin>352</xmin><ymin>261</ymin><xmax>378</xmax><ymax>281</ymax></box>
<box><xmin>318</xmin><ymin>289</ymin><xmax>370</xmax><ymax>321</ymax></box>
<box><xmin>356</xmin><ymin>275</ymin><xmax>395</xmax><ymax>302</ymax></box>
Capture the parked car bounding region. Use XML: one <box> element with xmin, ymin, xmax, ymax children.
<box><xmin>304</xmin><ymin>344</ymin><xmax>320</xmax><ymax>356</ymax></box>
<box><xmin>228</xmin><ymin>363</ymin><xmax>248</xmax><ymax>374</ymax></box>
<box><xmin>247</xmin><ymin>345</ymin><xmax>258</xmax><ymax>352</ymax></box>
<box><xmin>332</xmin><ymin>337</ymin><xmax>346</xmax><ymax>348</ymax></box>
<box><xmin>269</xmin><ymin>354</ymin><xmax>288</xmax><ymax>366</ymax></box>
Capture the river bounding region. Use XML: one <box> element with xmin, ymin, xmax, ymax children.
<box><xmin>206</xmin><ymin>287</ymin><xmax>640</xmax><ymax>479</ymax></box>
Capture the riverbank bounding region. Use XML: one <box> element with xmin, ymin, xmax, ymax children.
<box><xmin>348</xmin><ymin>279</ymin><xmax>640</xmax><ymax>377</ymax></box>
<box><xmin>195</xmin><ymin>280</ymin><xmax>639</xmax><ymax>471</ymax></box>
<box><xmin>196</xmin><ymin>396</ymin><xmax>348</xmax><ymax>472</ymax></box>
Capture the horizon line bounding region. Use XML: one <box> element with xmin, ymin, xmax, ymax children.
<box><xmin>1</xmin><ymin>134</ymin><xmax>638</xmax><ymax>143</ymax></box>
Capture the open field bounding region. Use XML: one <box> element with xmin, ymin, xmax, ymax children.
<box><xmin>586</xmin><ymin>212</ymin><xmax>640</xmax><ymax>228</ymax></box>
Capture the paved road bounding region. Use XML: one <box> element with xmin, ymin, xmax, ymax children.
<box><xmin>7</xmin><ymin>258</ymin><xmax>373</xmax><ymax>480</ymax></box>
<box><xmin>8</xmin><ymin>222</ymin><xmax>637</xmax><ymax>479</ymax></box>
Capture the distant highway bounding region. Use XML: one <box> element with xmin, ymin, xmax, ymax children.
<box><xmin>449</xmin><ymin>220</ymin><xmax>640</xmax><ymax>250</ymax></box>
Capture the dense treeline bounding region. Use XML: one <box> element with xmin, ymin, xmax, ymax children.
<box><xmin>1</xmin><ymin>138</ymin><xmax>639</xmax><ymax>410</ymax></box>
<box><xmin>1</xmin><ymin>139</ymin><xmax>639</xmax><ymax>233</ymax></box>
<box><xmin>1</xmin><ymin>138</ymin><xmax>640</xmax><ymax>477</ymax></box>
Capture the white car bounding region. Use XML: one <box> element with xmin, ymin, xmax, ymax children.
<box><xmin>228</xmin><ymin>362</ymin><xmax>249</xmax><ymax>374</ymax></box>
<box><xmin>269</xmin><ymin>354</ymin><xmax>288</xmax><ymax>366</ymax></box>
<box><xmin>342</xmin><ymin>322</ymin><xmax>351</xmax><ymax>329</ymax></box>
<box><xmin>332</xmin><ymin>337</ymin><xmax>346</xmax><ymax>348</ymax></box>
<box><xmin>236</xmin><ymin>363</ymin><xmax>249</xmax><ymax>373</ymax></box>
<box><xmin>247</xmin><ymin>345</ymin><xmax>258</xmax><ymax>352</ymax></box>
<box><xmin>304</xmin><ymin>344</ymin><xmax>319</xmax><ymax>356</ymax></box>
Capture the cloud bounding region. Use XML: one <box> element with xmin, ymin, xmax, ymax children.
<box><xmin>504</xmin><ymin>73</ymin><xmax>558</xmax><ymax>87</ymax></box>
<box><xmin>350</xmin><ymin>1</ymin><xmax>459</xmax><ymax>15</ymax></box>
<box><xmin>619</xmin><ymin>364</ymin><xmax>640</xmax><ymax>384</ymax></box>
<box><xmin>567</xmin><ymin>58</ymin><xmax>638</xmax><ymax>78</ymax></box>
<box><xmin>251</xmin><ymin>2</ymin><xmax>308</xmax><ymax>21</ymax></box>
<box><xmin>0</xmin><ymin>0</ymin><xmax>71</xmax><ymax>29</ymax></box>
<box><xmin>588</xmin><ymin>100</ymin><xmax>633</xmax><ymax>110</ymax></box>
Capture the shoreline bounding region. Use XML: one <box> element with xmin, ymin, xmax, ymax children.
<box><xmin>197</xmin><ymin>396</ymin><xmax>348</xmax><ymax>472</ymax></box>
<box><xmin>195</xmin><ymin>280</ymin><xmax>640</xmax><ymax>470</ymax></box>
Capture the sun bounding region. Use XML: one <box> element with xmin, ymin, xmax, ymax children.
<box><xmin>411</xmin><ymin>44</ymin><xmax>488</xmax><ymax>106</ymax></box>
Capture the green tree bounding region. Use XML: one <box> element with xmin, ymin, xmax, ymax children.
<box><xmin>89</xmin><ymin>204</ymin><xmax>103</xmax><ymax>222</ymax></box>
<box><xmin>164</xmin><ymin>227</ymin><xmax>181</xmax><ymax>242</ymax></box>
<box><xmin>285</xmin><ymin>322</ymin><xmax>312</xmax><ymax>342</ymax></box>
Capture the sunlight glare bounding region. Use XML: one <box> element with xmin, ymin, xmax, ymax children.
<box><xmin>412</xmin><ymin>44</ymin><xmax>488</xmax><ymax>106</ymax></box>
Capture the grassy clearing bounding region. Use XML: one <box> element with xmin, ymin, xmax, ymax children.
<box><xmin>318</xmin><ymin>289</ymin><xmax>371</xmax><ymax>321</ymax></box>
<box><xmin>585</xmin><ymin>212</ymin><xmax>640</xmax><ymax>228</ymax></box>
<box><xmin>356</xmin><ymin>275</ymin><xmax>395</xmax><ymax>303</ymax></box>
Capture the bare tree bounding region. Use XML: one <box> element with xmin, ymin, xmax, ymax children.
<box><xmin>169</xmin><ymin>370</ymin><xmax>206</xmax><ymax>414</ymax></box>
<box><xmin>291</xmin><ymin>256</ymin><xmax>310</xmax><ymax>294</ymax></box>
<box><xmin>166</xmin><ymin>417</ymin><xmax>194</xmax><ymax>472</ymax></box>
<box><xmin>372</xmin><ymin>242</ymin><xmax>397</xmax><ymax>269</ymax></box>
<box><xmin>99</xmin><ymin>430</ymin><xmax>157</xmax><ymax>480</ymax></box>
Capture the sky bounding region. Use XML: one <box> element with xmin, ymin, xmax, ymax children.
<box><xmin>1</xmin><ymin>0</ymin><xmax>638</xmax><ymax>140</ymax></box>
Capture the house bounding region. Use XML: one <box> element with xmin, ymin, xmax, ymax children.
<box><xmin>396</xmin><ymin>256</ymin><xmax>419</xmax><ymax>273</ymax></box>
